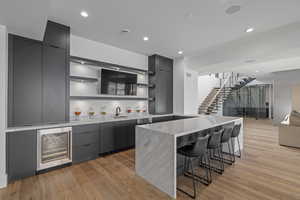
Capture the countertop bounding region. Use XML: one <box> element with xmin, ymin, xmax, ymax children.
<box><xmin>137</xmin><ymin>115</ymin><xmax>242</xmax><ymax>137</ymax></box>
<box><xmin>5</xmin><ymin>113</ymin><xmax>179</xmax><ymax>132</ymax></box>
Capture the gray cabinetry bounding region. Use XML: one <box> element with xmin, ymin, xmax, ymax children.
<box><xmin>148</xmin><ymin>55</ymin><xmax>173</xmax><ymax>114</ymax></box>
<box><xmin>43</xmin><ymin>21</ymin><xmax>69</xmax><ymax>49</ymax></box>
<box><xmin>43</xmin><ymin>45</ymin><xmax>68</xmax><ymax>123</ymax></box>
<box><xmin>6</xmin><ymin>130</ymin><xmax>37</xmax><ymax>182</ymax></box>
<box><xmin>72</xmin><ymin>124</ymin><xmax>99</xmax><ymax>164</ymax></box>
<box><xmin>99</xmin><ymin>122</ymin><xmax>115</xmax><ymax>154</ymax></box>
<box><xmin>8</xmin><ymin>20</ymin><xmax>70</xmax><ymax>127</ymax></box>
<box><xmin>99</xmin><ymin>120</ymin><xmax>136</xmax><ymax>154</ymax></box>
<box><xmin>8</xmin><ymin>35</ymin><xmax>43</xmax><ymax>127</ymax></box>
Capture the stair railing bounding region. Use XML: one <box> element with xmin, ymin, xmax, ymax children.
<box><xmin>206</xmin><ymin>73</ymin><xmax>232</xmax><ymax>112</ymax></box>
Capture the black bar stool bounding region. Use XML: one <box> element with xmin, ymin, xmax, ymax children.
<box><xmin>231</xmin><ymin>124</ymin><xmax>242</xmax><ymax>162</ymax></box>
<box><xmin>220</xmin><ymin>127</ymin><xmax>234</xmax><ymax>164</ymax></box>
<box><xmin>177</xmin><ymin>135</ymin><xmax>210</xmax><ymax>199</ymax></box>
<box><xmin>201</xmin><ymin>130</ymin><xmax>224</xmax><ymax>174</ymax></box>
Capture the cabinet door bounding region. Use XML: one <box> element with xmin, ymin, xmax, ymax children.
<box><xmin>99</xmin><ymin>123</ymin><xmax>115</xmax><ymax>154</ymax></box>
<box><xmin>43</xmin><ymin>45</ymin><xmax>68</xmax><ymax>123</ymax></box>
<box><xmin>114</xmin><ymin>121</ymin><xmax>129</xmax><ymax>150</ymax></box>
<box><xmin>43</xmin><ymin>21</ymin><xmax>70</xmax><ymax>49</ymax></box>
<box><xmin>8</xmin><ymin>35</ymin><xmax>43</xmax><ymax>126</ymax></box>
<box><xmin>7</xmin><ymin>130</ymin><xmax>37</xmax><ymax>182</ymax></box>
<box><xmin>127</xmin><ymin>120</ymin><xmax>137</xmax><ymax>148</ymax></box>
<box><xmin>156</xmin><ymin>67</ymin><xmax>173</xmax><ymax>114</ymax></box>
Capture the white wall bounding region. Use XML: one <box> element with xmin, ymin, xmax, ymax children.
<box><xmin>184</xmin><ymin>68</ymin><xmax>199</xmax><ymax>115</ymax></box>
<box><xmin>173</xmin><ymin>58</ymin><xmax>185</xmax><ymax>114</ymax></box>
<box><xmin>173</xmin><ymin>58</ymin><xmax>199</xmax><ymax>115</ymax></box>
<box><xmin>70</xmin><ymin>35</ymin><xmax>148</xmax><ymax>70</ymax></box>
<box><xmin>0</xmin><ymin>25</ymin><xmax>7</xmax><ymax>188</ymax></box>
<box><xmin>198</xmin><ymin>75</ymin><xmax>219</xmax><ymax>105</ymax></box>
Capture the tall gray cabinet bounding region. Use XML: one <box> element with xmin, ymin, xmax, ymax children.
<box><xmin>8</xmin><ymin>21</ymin><xmax>70</xmax><ymax>126</ymax></box>
<box><xmin>148</xmin><ymin>55</ymin><xmax>173</xmax><ymax>114</ymax></box>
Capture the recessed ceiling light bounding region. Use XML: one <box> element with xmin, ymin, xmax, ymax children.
<box><xmin>255</xmin><ymin>70</ymin><xmax>259</xmax><ymax>73</ymax></box>
<box><xmin>178</xmin><ymin>51</ymin><xmax>183</xmax><ymax>55</ymax></box>
<box><xmin>143</xmin><ymin>36</ymin><xmax>149</xmax><ymax>41</ymax></box>
<box><xmin>80</xmin><ymin>11</ymin><xmax>89</xmax><ymax>18</ymax></box>
<box><xmin>80</xmin><ymin>61</ymin><xmax>85</xmax><ymax>65</ymax></box>
<box><xmin>245</xmin><ymin>27</ymin><xmax>254</xmax><ymax>33</ymax></box>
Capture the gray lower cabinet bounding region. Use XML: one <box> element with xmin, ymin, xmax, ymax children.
<box><xmin>99</xmin><ymin>122</ymin><xmax>115</xmax><ymax>154</ymax></box>
<box><xmin>6</xmin><ymin>130</ymin><xmax>37</xmax><ymax>182</ymax></box>
<box><xmin>72</xmin><ymin>124</ymin><xmax>99</xmax><ymax>164</ymax></box>
<box><xmin>99</xmin><ymin>120</ymin><xmax>137</xmax><ymax>154</ymax></box>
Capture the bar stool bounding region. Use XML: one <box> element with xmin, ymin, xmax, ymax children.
<box><xmin>220</xmin><ymin>127</ymin><xmax>234</xmax><ymax>164</ymax></box>
<box><xmin>206</xmin><ymin>130</ymin><xmax>224</xmax><ymax>174</ymax></box>
<box><xmin>231</xmin><ymin>124</ymin><xmax>242</xmax><ymax>162</ymax></box>
<box><xmin>177</xmin><ymin>135</ymin><xmax>210</xmax><ymax>199</ymax></box>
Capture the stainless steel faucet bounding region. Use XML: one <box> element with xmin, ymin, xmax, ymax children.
<box><xmin>115</xmin><ymin>106</ymin><xmax>121</xmax><ymax>116</ymax></box>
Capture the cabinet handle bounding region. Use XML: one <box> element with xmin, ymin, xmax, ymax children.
<box><xmin>83</xmin><ymin>144</ymin><xmax>92</xmax><ymax>147</ymax></box>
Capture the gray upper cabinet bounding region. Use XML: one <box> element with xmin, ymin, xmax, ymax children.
<box><xmin>8</xmin><ymin>35</ymin><xmax>43</xmax><ymax>127</ymax></box>
<box><xmin>42</xmin><ymin>21</ymin><xmax>70</xmax><ymax>123</ymax></box>
<box><xmin>42</xmin><ymin>45</ymin><xmax>68</xmax><ymax>123</ymax></box>
<box><xmin>8</xmin><ymin>21</ymin><xmax>70</xmax><ymax>127</ymax></box>
<box><xmin>148</xmin><ymin>55</ymin><xmax>173</xmax><ymax>114</ymax></box>
<box><xmin>43</xmin><ymin>21</ymin><xmax>69</xmax><ymax>49</ymax></box>
<box><xmin>6</xmin><ymin>130</ymin><xmax>37</xmax><ymax>182</ymax></box>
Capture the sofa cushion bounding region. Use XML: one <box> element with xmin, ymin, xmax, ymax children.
<box><xmin>290</xmin><ymin>110</ymin><xmax>300</xmax><ymax>126</ymax></box>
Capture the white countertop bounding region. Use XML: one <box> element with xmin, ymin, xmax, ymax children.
<box><xmin>5</xmin><ymin>113</ymin><xmax>177</xmax><ymax>132</ymax></box>
<box><xmin>137</xmin><ymin>115</ymin><xmax>242</xmax><ymax>137</ymax></box>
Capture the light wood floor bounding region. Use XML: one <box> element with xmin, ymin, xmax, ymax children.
<box><xmin>1</xmin><ymin>118</ymin><xmax>300</xmax><ymax>200</ymax></box>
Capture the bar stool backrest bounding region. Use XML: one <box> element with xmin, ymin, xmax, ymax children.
<box><xmin>231</xmin><ymin>124</ymin><xmax>242</xmax><ymax>138</ymax></box>
<box><xmin>208</xmin><ymin>130</ymin><xmax>223</xmax><ymax>149</ymax></box>
<box><xmin>221</xmin><ymin>127</ymin><xmax>233</xmax><ymax>143</ymax></box>
<box><xmin>190</xmin><ymin>135</ymin><xmax>210</xmax><ymax>157</ymax></box>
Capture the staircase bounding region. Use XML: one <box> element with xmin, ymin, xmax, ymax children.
<box><xmin>198</xmin><ymin>74</ymin><xmax>255</xmax><ymax>115</ymax></box>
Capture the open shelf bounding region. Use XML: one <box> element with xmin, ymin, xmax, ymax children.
<box><xmin>137</xmin><ymin>83</ymin><xmax>148</xmax><ymax>87</ymax></box>
<box><xmin>70</xmin><ymin>95</ymin><xmax>149</xmax><ymax>101</ymax></box>
<box><xmin>70</xmin><ymin>75</ymin><xmax>98</xmax><ymax>82</ymax></box>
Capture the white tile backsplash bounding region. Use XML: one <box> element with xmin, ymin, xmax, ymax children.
<box><xmin>70</xmin><ymin>100</ymin><xmax>148</xmax><ymax>120</ymax></box>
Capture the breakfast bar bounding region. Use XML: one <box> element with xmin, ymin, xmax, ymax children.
<box><xmin>135</xmin><ymin>115</ymin><xmax>243</xmax><ymax>199</ymax></box>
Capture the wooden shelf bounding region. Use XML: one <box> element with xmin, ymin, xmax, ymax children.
<box><xmin>70</xmin><ymin>75</ymin><xmax>98</xmax><ymax>82</ymax></box>
<box><xmin>70</xmin><ymin>95</ymin><xmax>149</xmax><ymax>101</ymax></box>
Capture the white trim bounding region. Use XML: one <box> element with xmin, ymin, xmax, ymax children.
<box><xmin>0</xmin><ymin>24</ymin><xmax>8</xmax><ymax>188</ymax></box>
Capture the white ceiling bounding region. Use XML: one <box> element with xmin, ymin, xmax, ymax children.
<box><xmin>1</xmin><ymin>0</ymin><xmax>300</xmax><ymax>73</ymax></box>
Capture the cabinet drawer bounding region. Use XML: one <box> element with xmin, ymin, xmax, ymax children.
<box><xmin>73</xmin><ymin>124</ymin><xmax>99</xmax><ymax>134</ymax></box>
<box><xmin>73</xmin><ymin>130</ymin><xmax>99</xmax><ymax>147</ymax></box>
<box><xmin>73</xmin><ymin>143</ymin><xmax>98</xmax><ymax>164</ymax></box>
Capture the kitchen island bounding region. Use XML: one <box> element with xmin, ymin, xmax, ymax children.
<box><xmin>135</xmin><ymin>115</ymin><xmax>243</xmax><ymax>199</ymax></box>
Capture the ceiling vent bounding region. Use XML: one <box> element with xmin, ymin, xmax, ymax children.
<box><xmin>225</xmin><ymin>5</ymin><xmax>241</xmax><ymax>15</ymax></box>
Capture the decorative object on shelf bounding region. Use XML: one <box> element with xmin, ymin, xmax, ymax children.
<box><xmin>74</xmin><ymin>108</ymin><xmax>82</xmax><ymax>121</ymax></box>
<box><xmin>100</xmin><ymin>106</ymin><xmax>107</xmax><ymax>115</ymax></box>
<box><xmin>127</xmin><ymin>107</ymin><xmax>133</xmax><ymax>113</ymax></box>
<box><xmin>136</xmin><ymin>106</ymin><xmax>141</xmax><ymax>113</ymax></box>
<box><xmin>88</xmin><ymin>107</ymin><xmax>95</xmax><ymax>119</ymax></box>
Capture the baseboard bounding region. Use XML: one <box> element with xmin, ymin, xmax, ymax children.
<box><xmin>0</xmin><ymin>173</ymin><xmax>7</xmax><ymax>189</ymax></box>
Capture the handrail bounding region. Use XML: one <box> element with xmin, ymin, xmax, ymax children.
<box><xmin>206</xmin><ymin>74</ymin><xmax>232</xmax><ymax>111</ymax></box>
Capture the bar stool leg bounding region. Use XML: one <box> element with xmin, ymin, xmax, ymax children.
<box><xmin>177</xmin><ymin>157</ymin><xmax>197</xmax><ymax>199</ymax></box>
<box><xmin>237</xmin><ymin>137</ymin><xmax>242</xmax><ymax>158</ymax></box>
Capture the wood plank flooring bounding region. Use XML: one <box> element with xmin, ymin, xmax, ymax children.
<box><xmin>1</xmin><ymin>118</ymin><xmax>300</xmax><ymax>200</ymax></box>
